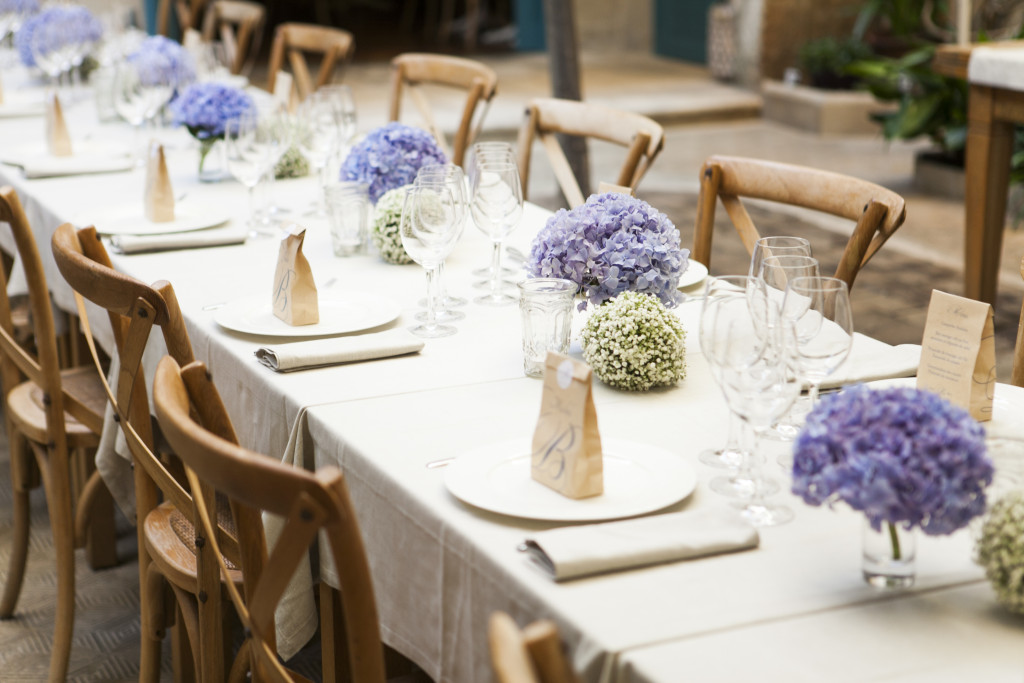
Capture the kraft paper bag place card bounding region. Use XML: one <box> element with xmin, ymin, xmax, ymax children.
<box><xmin>531</xmin><ymin>353</ymin><xmax>603</xmax><ymax>499</ymax></box>
<box><xmin>143</xmin><ymin>142</ymin><xmax>175</xmax><ymax>223</ymax></box>
<box><xmin>597</xmin><ymin>182</ymin><xmax>633</xmax><ymax>196</ymax></box>
<box><xmin>273</xmin><ymin>71</ymin><xmax>296</xmax><ymax>112</ymax></box>
<box><xmin>182</xmin><ymin>28</ymin><xmax>202</xmax><ymax>50</ymax></box>
<box><xmin>273</xmin><ymin>225</ymin><xmax>319</xmax><ymax>326</ymax></box>
<box><xmin>917</xmin><ymin>289</ymin><xmax>995</xmax><ymax>421</ymax></box>
<box><xmin>45</xmin><ymin>92</ymin><xmax>72</xmax><ymax>157</ymax></box>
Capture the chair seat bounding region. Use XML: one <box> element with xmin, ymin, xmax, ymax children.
<box><xmin>144</xmin><ymin>501</ymin><xmax>242</xmax><ymax>593</ymax></box>
<box><xmin>6</xmin><ymin>366</ymin><xmax>105</xmax><ymax>448</ymax></box>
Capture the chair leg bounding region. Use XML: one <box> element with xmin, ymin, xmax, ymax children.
<box><xmin>0</xmin><ymin>428</ymin><xmax>31</xmax><ymax>617</ymax></box>
<box><xmin>77</xmin><ymin>450</ymin><xmax>118</xmax><ymax>570</ymax></box>
<box><xmin>43</xmin><ymin>450</ymin><xmax>77</xmax><ymax>683</ymax></box>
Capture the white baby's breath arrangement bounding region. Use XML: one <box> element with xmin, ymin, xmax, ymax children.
<box><xmin>371</xmin><ymin>186</ymin><xmax>414</xmax><ymax>265</ymax></box>
<box><xmin>581</xmin><ymin>291</ymin><xmax>686</xmax><ymax>392</ymax></box>
<box><xmin>976</xmin><ymin>491</ymin><xmax>1024</xmax><ymax>614</ymax></box>
<box><xmin>275</xmin><ymin>145</ymin><xmax>309</xmax><ymax>179</ymax></box>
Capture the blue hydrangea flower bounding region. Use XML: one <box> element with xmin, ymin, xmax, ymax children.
<box><xmin>170</xmin><ymin>82</ymin><xmax>255</xmax><ymax>140</ymax></box>
<box><xmin>0</xmin><ymin>0</ymin><xmax>38</xmax><ymax>16</ymax></box>
<box><xmin>527</xmin><ymin>193</ymin><xmax>688</xmax><ymax>309</ymax></box>
<box><xmin>341</xmin><ymin>122</ymin><xmax>447</xmax><ymax>203</ymax></box>
<box><xmin>127</xmin><ymin>35</ymin><xmax>196</xmax><ymax>94</ymax></box>
<box><xmin>16</xmin><ymin>5</ymin><xmax>101</xmax><ymax>68</ymax></box>
<box><xmin>792</xmin><ymin>384</ymin><xmax>993</xmax><ymax>535</ymax></box>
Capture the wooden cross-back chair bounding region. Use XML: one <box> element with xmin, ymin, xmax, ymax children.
<box><xmin>489</xmin><ymin>612</ymin><xmax>580</xmax><ymax>683</ymax></box>
<box><xmin>157</xmin><ymin>0</ymin><xmax>208</xmax><ymax>37</ymax></box>
<box><xmin>1013</xmin><ymin>256</ymin><xmax>1024</xmax><ymax>387</ymax></box>
<box><xmin>0</xmin><ymin>188</ymin><xmax>114</xmax><ymax>683</ymax></box>
<box><xmin>693</xmin><ymin>155</ymin><xmax>908</xmax><ymax>291</ymax></box>
<box><xmin>51</xmin><ymin>223</ymin><xmax>238</xmax><ymax>683</ymax></box>
<box><xmin>153</xmin><ymin>355</ymin><xmax>388</xmax><ymax>683</ymax></box>
<box><xmin>515</xmin><ymin>97</ymin><xmax>665</xmax><ymax>208</ymax></box>
<box><xmin>267</xmin><ymin>23</ymin><xmax>355</xmax><ymax>102</ymax></box>
<box><xmin>388</xmin><ymin>52</ymin><xmax>498</xmax><ymax>166</ymax></box>
<box><xmin>199</xmin><ymin>0</ymin><xmax>265</xmax><ymax>75</ymax></box>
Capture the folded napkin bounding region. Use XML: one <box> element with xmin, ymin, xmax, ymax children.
<box><xmin>110</xmin><ymin>226</ymin><xmax>248</xmax><ymax>254</ymax></box>
<box><xmin>520</xmin><ymin>508</ymin><xmax>759</xmax><ymax>581</ymax></box>
<box><xmin>820</xmin><ymin>333</ymin><xmax>920</xmax><ymax>390</ymax></box>
<box><xmin>21</xmin><ymin>156</ymin><xmax>134</xmax><ymax>179</ymax></box>
<box><xmin>0</xmin><ymin>101</ymin><xmax>45</xmax><ymax>119</ymax></box>
<box><xmin>255</xmin><ymin>329</ymin><xmax>424</xmax><ymax>372</ymax></box>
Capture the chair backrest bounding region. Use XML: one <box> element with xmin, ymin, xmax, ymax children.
<box><xmin>489</xmin><ymin>612</ymin><xmax>580</xmax><ymax>683</ymax></box>
<box><xmin>693</xmin><ymin>155</ymin><xmax>907</xmax><ymax>291</ymax></box>
<box><xmin>153</xmin><ymin>356</ymin><xmax>387</xmax><ymax>683</ymax></box>
<box><xmin>1013</xmin><ymin>256</ymin><xmax>1024</xmax><ymax>387</ymax></box>
<box><xmin>199</xmin><ymin>0</ymin><xmax>265</xmax><ymax>75</ymax></box>
<box><xmin>267</xmin><ymin>23</ymin><xmax>355</xmax><ymax>102</ymax></box>
<box><xmin>388</xmin><ymin>52</ymin><xmax>498</xmax><ymax>166</ymax></box>
<box><xmin>157</xmin><ymin>0</ymin><xmax>208</xmax><ymax>36</ymax></box>
<box><xmin>515</xmin><ymin>97</ymin><xmax>665</xmax><ymax>208</ymax></box>
<box><xmin>0</xmin><ymin>189</ymin><xmax>100</xmax><ymax>445</ymax></box>
<box><xmin>50</xmin><ymin>223</ymin><xmax>196</xmax><ymax>521</ymax></box>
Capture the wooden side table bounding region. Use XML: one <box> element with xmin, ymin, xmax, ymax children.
<box><xmin>934</xmin><ymin>42</ymin><xmax>1024</xmax><ymax>307</ymax></box>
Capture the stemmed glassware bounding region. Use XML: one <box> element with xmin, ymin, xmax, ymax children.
<box><xmin>295</xmin><ymin>92</ymin><xmax>340</xmax><ymax>216</ymax></box>
<box><xmin>471</xmin><ymin>159</ymin><xmax>523</xmax><ymax>306</ymax></box>
<box><xmin>702</xmin><ymin>275</ymin><xmax>801</xmax><ymax>526</ymax></box>
<box><xmin>400</xmin><ymin>185</ymin><xmax>461</xmax><ymax>338</ymax></box>
<box><xmin>781</xmin><ymin>276</ymin><xmax>854</xmax><ymax>409</ymax></box>
<box><xmin>468</xmin><ymin>142</ymin><xmax>519</xmax><ymax>282</ymax></box>
<box><xmin>749</xmin><ymin>236</ymin><xmax>813</xmax><ymax>279</ymax></box>
<box><xmin>226</xmin><ymin>111</ymin><xmax>284</xmax><ymax>238</ymax></box>
<box><xmin>112</xmin><ymin>62</ymin><xmax>150</xmax><ymax>165</ymax></box>
<box><xmin>414</xmin><ymin>163</ymin><xmax>468</xmax><ymax>322</ymax></box>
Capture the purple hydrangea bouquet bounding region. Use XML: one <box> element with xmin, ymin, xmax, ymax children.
<box><xmin>16</xmin><ymin>5</ymin><xmax>101</xmax><ymax>71</ymax></box>
<box><xmin>793</xmin><ymin>384</ymin><xmax>992</xmax><ymax>585</ymax></box>
<box><xmin>170</xmin><ymin>82</ymin><xmax>254</xmax><ymax>177</ymax></box>
<box><xmin>527</xmin><ymin>193</ymin><xmax>689</xmax><ymax>310</ymax></box>
<box><xmin>341</xmin><ymin>122</ymin><xmax>447</xmax><ymax>203</ymax></box>
<box><xmin>127</xmin><ymin>35</ymin><xmax>195</xmax><ymax>95</ymax></box>
<box><xmin>0</xmin><ymin>0</ymin><xmax>39</xmax><ymax>41</ymax></box>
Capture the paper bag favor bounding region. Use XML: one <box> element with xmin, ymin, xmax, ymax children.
<box><xmin>272</xmin><ymin>225</ymin><xmax>319</xmax><ymax>326</ymax></box>
<box><xmin>273</xmin><ymin>71</ymin><xmax>297</xmax><ymax>113</ymax></box>
<box><xmin>597</xmin><ymin>182</ymin><xmax>634</xmax><ymax>196</ymax></box>
<box><xmin>144</xmin><ymin>143</ymin><xmax>175</xmax><ymax>223</ymax></box>
<box><xmin>45</xmin><ymin>92</ymin><xmax>72</xmax><ymax>157</ymax></box>
<box><xmin>917</xmin><ymin>290</ymin><xmax>995</xmax><ymax>421</ymax></box>
<box><xmin>531</xmin><ymin>353</ymin><xmax>603</xmax><ymax>499</ymax></box>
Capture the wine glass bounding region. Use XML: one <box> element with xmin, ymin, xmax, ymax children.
<box><xmin>471</xmin><ymin>159</ymin><xmax>523</xmax><ymax>306</ymax></box>
<box><xmin>467</xmin><ymin>142</ymin><xmax>518</xmax><ymax>282</ymax></box>
<box><xmin>252</xmin><ymin>101</ymin><xmax>291</xmax><ymax>227</ymax></box>
<box><xmin>400</xmin><ymin>185</ymin><xmax>461</xmax><ymax>338</ymax></box>
<box><xmin>317</xmin><ymin>84</ymin><xmax>357</xmax><ymax>146</ymax></box>
<box><xmin>295</xmin><ymin>92</ymin><xmax>339</xmax><ymax>216</ymax></box>
<box><xmin>225</xmin><ymin>113</ymin><xmax>268</xmax><ymax>237</ymax></box>
<box><xmin>415</xmin><ymin>164</ymin><xmax>468</xmax><ymax>321</ymax></box>
<box><xmin>703</xmin><ymin>278</ymin><xmax>801</xmax><ymax>526</ymax></box>
<box><xmin>700</xmin><ymin>276</ymin><xmax>776</xmax><ymax>498</ymax></box>
<box><xmin>112</xmin><ymin>62</ymin><xmax>149</xmax><ymax>165</ymax></box>
<box><xmin>758</xmin><ymin>254</ymin><xmax>821</xmax><ymax>443</ymax></box>
<box><xmin>782</xmin><ymin>276</ymin><xmax>854</xmax><ymax>409</ymax></box>
<box><xmin>749</xmin><ymin>236</ymin><xmax>813</xmax><ymax>280</ymax></box>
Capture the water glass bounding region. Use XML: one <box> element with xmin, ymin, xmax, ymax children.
<box><xmin>518</xmin><ymin>278</ymin><xmax>576</xmax><ymax>378</ymax></box>
<box><xmin>325</xmin><ymin>182</ymin><xmax>370</xmax><ymax>256</ymax></box>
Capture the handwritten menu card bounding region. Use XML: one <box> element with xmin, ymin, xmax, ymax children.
<box><xmin>272</xmin><ymin>225</ymin><xmax>319</xmax><ymax>326</ymax></box>
<box><xmin>917</xmin><ymin>290</ymin><xmax>994</xmax><ymax>421</ymax></box>
<box><xmin>531</xmin><ymin>353</ymin><xmax>603</xmax><ymax>499</ymax></box>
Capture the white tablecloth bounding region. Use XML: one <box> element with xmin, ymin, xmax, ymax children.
<box><xmin>968</xmin><ymin>46</ymin><xmax>1024</xmax><ymax>91</ymax></box>
<box><xmin>0</xmin><ymin>72</ymin><xmax>1018</xmax><ymax>683</ymax></box>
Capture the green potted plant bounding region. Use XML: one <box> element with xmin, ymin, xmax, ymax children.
<box><xmin>798</xmin><ymin>37</ymin><xmax>873</xmax><ymax>90</ymax></box>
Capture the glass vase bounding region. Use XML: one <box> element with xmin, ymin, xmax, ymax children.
<box><xmin>862</xmin><ymin>519</ymin><xmax>916</xmax><ymax>588</ymax></box>
<box><xmin>197</xmin><ymin>137</ymin><xmax>226</xmax><ymax>183</ymax></box>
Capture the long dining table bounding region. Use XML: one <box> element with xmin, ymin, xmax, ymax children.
<box><xmin>0</xmin><ymin>74</ymin><xmax>1022</xmax><ymax>683</ymax></box>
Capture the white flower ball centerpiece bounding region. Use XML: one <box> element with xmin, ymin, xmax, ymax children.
<box><xmin>372</xmin><ymin>185</ymin><xmax>414</xmax><ymax>264</ymax></box>
<box><xmin>581</xmin><ymin>291</ymin><xmax>687</xmax><ymax>391</ymax></box>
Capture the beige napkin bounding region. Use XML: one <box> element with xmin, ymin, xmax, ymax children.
<box><xmin>255</xmin><ymin>329</ymin><xmax>424</xmax><ymax>372</ymax></box>
<box><xmin>820</xmin><ymin>333</ymin><xmax>920</xmax><ymax>390</ymax></box>
<box><xmin>521</xmin><ymin>508</ymin><xmax>759</xmax><ymax>581</ymax></box>
<box><xmin>21</xmin><ymin>156</ymin><xmax>134</xmax><ymax>178</ymax></box>
<box><xmin>109</xmin><ymin>226</ymin><xmax>248</xmax><ymax>254</ymax></box>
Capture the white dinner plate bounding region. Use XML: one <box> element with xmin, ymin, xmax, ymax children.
<box><xmin>82</xmin><ymin>202</ymin><xmax>232</xmax><ymax>236</ymax></box>
<box><xmin>444</xmin><ymin>438</ymin><xmax>697</xmax><ymax>522</ymax></box>
<box><xmin>677</xmin><ymin>260</ymin><xmax>709</xmax><ymax>289</ymax></box>
<box><xmin>214</xmin><ymin>292</ymin><xmax>401</xmax><ymax>338</ymax></box>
